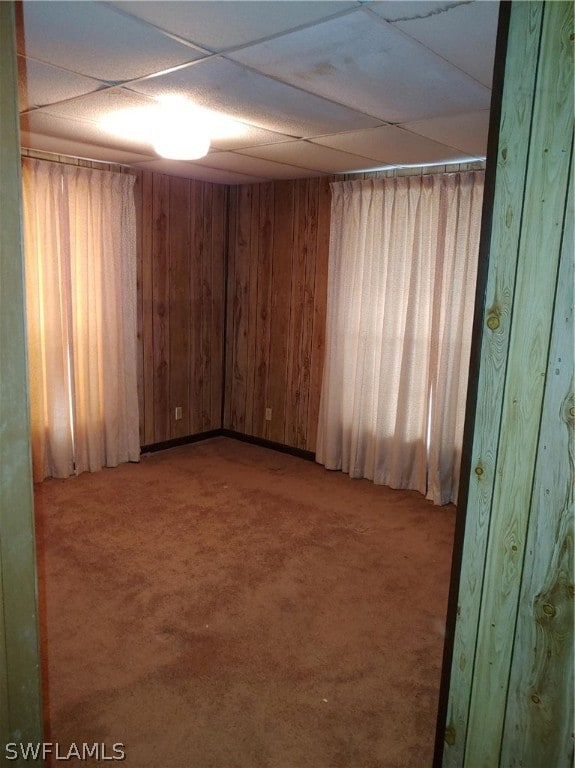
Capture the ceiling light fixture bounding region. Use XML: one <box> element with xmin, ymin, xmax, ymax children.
<box><xmin>100</xmin><ymin>96</ymin><xmax>246</xmax><ymax>161</ymax></box>
<box><xmin>150</xmin><ymin>96</ymin><xmax>210</xmax><ymax>160</ymax></box>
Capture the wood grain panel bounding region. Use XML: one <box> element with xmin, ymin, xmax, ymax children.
<box><xmin>224</xmin><ymin>186</ymin><xmax>237</xmax><ymax>430</ymax></box>
<box><xmin>443</xmin><ymin>4</ymin><xmax>544</xmax><ymax>763</ymax></box>
<box><xmin>168</xmin><ymin>175</ymin><xmax>191</xmax><ymax>438</ymax></box>
<box><xmin>253</xmin><ymin>183</ymin><xmax>274</xmax><ymax>438</ymax></box>
<box><xmin>225</xmin><ymin>177</ymin><xmax>331</xmax><ymax>452</ymax></box>
<box><xmin>140</xmin><ymin>171</ymin><xmax>155</xmax><ymax>446</ymax></box>
<box><xmin>464</xmin><ymin>4</ymin><xmax>573</xmax><ymax>763</ymax></box>
<box><xmin>137</xmin><ymin>172</ymin><xmax>226</xmax><ymax>445</ymax></box>
<box><xmin>211</xmin><ymin>183</ymin><xmax>227</xmax><ymax>428</ymax></box>
<box><xmin>1</xmin><ymin>1</ymin><xmax>43</xmax><ymax>746</ymax></box>
<box><xmin>133</xmin><ymin>171</ymin><xmax>145</xmax><ymax>445</ymax></box>
<box><xmin>151</xmin><ymin>173</ymin><xmax>170</xmax><ymax>442</ymax></box>
<box><xmin>284</xmin><ymin>180</ymin><xmax>307</xmax><ymax>448</ymax></box>
<box><xmin>307</xmin><ymin>176</ymin><xmax>332</xmax><ymax>451</ymax></box>
<box><xmin>297</xmin><ymin>177</ymin><xmax>319</xmax><ymax>450</ymax></box>
<box><xmin>266</xmin><ymin>181</ymin><xmax>295</xmax><ymax>444</ymax></box>
<box><xmin>500</xmin><ymin>162</ymin><xmax>573</xmax><ymax>767</ymax></box>
<box><xmin>188</xmin><ymin>180</ymin><xmax>202</xmax><ymax>435</ymax></box>
<box><xmin>244</xmin><ymin>183</ymin><xmax>261</xmax><ymax>435</ymax></box>
<box><xmin>201</xmin><ymin>181</ymin><xmax>213</xmax><ymax>431</ymax></box>
<box><xmin>443</xmin><ymin>2</ymin><xmax>574</xmax><ymax>766</ymax></box>
<box><xmin>229</xmin><ymin>184</ymin><xmax>253</xmax><ymax>433</ymax></box>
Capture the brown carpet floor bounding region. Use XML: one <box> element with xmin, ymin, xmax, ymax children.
<box><xmin>34</xmin><ymin>437</ymin><xmax>455</xmax><ymax>768</ymax></box>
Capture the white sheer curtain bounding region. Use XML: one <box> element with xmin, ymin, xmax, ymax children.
<box><xmin>316</xmin><ymin>171</ymin><xmax>484</xmax><ymax>504</ymax></box>
<box><xmin>22</xmin><ymin>158</ymin><xmax>140</xmax><ymax>482</ymax></box>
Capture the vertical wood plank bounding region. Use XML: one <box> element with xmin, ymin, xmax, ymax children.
<box><xmin>201</xmin><ymin>182</ymin><xmax>213</xmax><ymax>431</ymax></box>
<box><xmin>500</xmin><ymin>159</ymin><xmax>574</xmax><ymax>767</ymax></box>
<box><xmin>224</xmin><ymin>186</ymin><xmax>237</xmax><ymax>430</ymax></box>
<box><xmin>307</xmin><ymin>176</ymin><xmax>332</xmax><ymax>452</ymax></box>
<box><xmin>442</xmin><ymin>3</ymin><xmax>544</xmax><ymax>761</ymax></box>
<box><xmin>253</xmin><ymin>182</ymin><xmax>274</xmax><ymax>439</ymax></box>
<box><xmin>230</xmin><ymin>184</ymin><xmax>252</xmax><ymax>433</ymax></box>
<box><xmin>211</xmin><ymin>183</ymin><xmax>226</xmax><ymax>429</ymax></box>
<box><xmin>244</xmin><ymin>183</ymin><xmax>261</xmax><ymax>436</ymax></box>
<box><xmin>224</xmin><ymin>176</ymin><xmax>330</xmax><ymax>451</ymax></box>
<box><xmin>168</xmin><ymin>175</ymin><xmax>191</xmax><ymax>438</ymax></box>
<box><xmin>152</xmin><ymin>173</ymin><xmax>170</xmax><ymax>442</ymax></box>
<box><xmin>141</xmin><ymin>171</ymin><xmax>155</xmax><ymax>445</ymax></box>
<box><xmin>297</xmin><ymin>177</ymin><xmax>319</xmax><ymax>449</ymax></box>
<box><xmin>0</xmin><ymin>0</ymin><xmax>43</xmax><ymax>747</ymax></box>
<box><xmin>189</xmin><ymin>180</ymin><xmax>204</xmax><ymax>434</ymax></box>
<box><xmin>284</xmin><ymin>180</ymin><xmax>306</xmax><ymax>449</ymax></box>
<box><xmin>441</xmin><ymin>3</ymin><xmax>574</xmax><ymax>766</ymax></box>
<box><xmin>133</xmin><ymin>170</ymin><xmax>145</xmax><ymax>445</ymax></box>
<box><xmin>464</xmin><ymin>4</ymin><xmax>573</xmax><ymax>762</ymax></box>
<box><xmin>267</xmin><ymin>181</ymin><xmax>295</xmax><ymax>443</ymax></box>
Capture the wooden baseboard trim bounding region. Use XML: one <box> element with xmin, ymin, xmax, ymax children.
<box><xmin>140</xmin><ymin>429</ymin><xmax>223</xmax><ymax>454</ymax></box>
<box><xmin>221</xmin><ymin>429</ymin><xmax>316</xmax><ymax>462</ymax></box>
<box><xmin>140</xmin><ymin>429</ymin><xmax>316</xmax><ymax>463</ymax></box>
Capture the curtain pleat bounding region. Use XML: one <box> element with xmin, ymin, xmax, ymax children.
<box><xmin>316</xmin><ymin>171</ymin><xmax>484</xmax><ymax>504</ymax></box>
<box><xmin>22</xmin><ymin>158</ymin><xmax>139</xmax><ymax>482</ymax></box>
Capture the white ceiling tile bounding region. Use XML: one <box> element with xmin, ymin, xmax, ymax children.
<box><xmin>20</xmin><ymin>111</ymin><xmax>156</xmax><ymax>157</ymax></box>
<box><xmin>17</xmin><ymin>0</ymin><xmax>496</xmax><ymax>178</ymax></box>
<box><xmin>20</xmin><ymin>0</ymin><xmax>206</xmax><ymax>82</ymax></box>
<box><xmin>238</xmin><ymin>141</ymin><xmax>382</xmax><ymax>173</ymax></box>
<box><xmin>24</xmin><ymin>89</ymin><xmax>293</xmax><ymax>158</ymax></box>
<box><xmin>193</xmin><ymin>151</ymin><xmax>322</xmax><ymax>180</ymax></box>
<box><xmin>131</xmin><ymin>159</ymin><xmax>268</xmax><ymax>185</ymax></box>
<box><xmin>130</xmin><ymin>58</ymin><xmax>382</xmax><ymax>136</ymax></box>
<box><xmin>110</xmin><ymin>1</ymin><xmax>359</xmax><ymax>52</ymax></box>
<box><xmin>18</xmin><ymin>56</ymin><xmax>102</xmax><ymax>112</ymax></box>
<box><xmin>229</xmin><ymin>10</ymin><xmax>491</xmax><ymax>123</ymax></box>
<box><xmin>371</xmin><ymin>0</ymin><xmax>499</xmax><ymax>87</ymax></box>
<box><xmin>210</xmin><ymin>125</ymin><xmax>292</xmax><ymax>151</ymax></box>
<box><xmin>37</xmin><ymin>88</ymin><xmax>155</xmax><ymax>124</ymax></box>
<box><xmin>20</xmin><ymin>131</ymin><xmax>152</xmax><ymax>166</ymax></box>
<box><xmin>311</xmin><ymin>125</ymin><xmax>468</xmax><ymax>165</ymax></box>
<box><xmin>401</xmin><ymin>110</ymin><xmax>490</xmax><ymax>156</ymax></box>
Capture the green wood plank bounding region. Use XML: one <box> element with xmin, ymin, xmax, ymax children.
<box><xmin>442</xmin><ymin>3</ymin><xmax>544</xmax><ymax>763</ymax></box>
<box><xmin>501</xmin><ymin>151</ymin><xmax>574</xmax><ymax>767</ymax></box>
<box><xmin>465</xmin><ymin>2</ymin><xmax>574</xmax><ymax>764</ymax></box>
<box><xmin>0</xmin><ymin>0</ymin><xmax>44</xmax><ymax>759</ymax></box>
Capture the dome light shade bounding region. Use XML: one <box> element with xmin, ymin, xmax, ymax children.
<box><xmin>151</xmin><ymin>96</ymin><xmax>211</xmax><ymax>159</ymax></box>
<box><xmin>152</xmin><ymin>126</ymin><xmax>210</xmax><ymax>160</ymax></box>
<box><xmin>100</xmin><ymin>96</ymin><xmax>228</xmax><ymax>161</ymax></box>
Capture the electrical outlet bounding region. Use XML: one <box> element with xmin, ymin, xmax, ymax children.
<box><xmin>175</xmin><ymin>406</ymin><xmax>182</xmax><ymax>420</ymax></box>
<box><xmin>265</xmin><ymin>407</ymin><xmax>272</xmax><ymax>421</ymax></box>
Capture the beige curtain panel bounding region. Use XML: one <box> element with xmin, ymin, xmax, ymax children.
<box><xmin>316</xmin><ymin>171</ymin><xmax>484</xmax><ymax>505</ymax></box>
<box><xmin>22</xmin><ymin>158</ymin><xmax>140</xmax><ymax>482</ymax></box>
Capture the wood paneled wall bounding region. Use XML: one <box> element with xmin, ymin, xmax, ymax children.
<box><xmin>224</xmin><ymin>177</ymin><xmax>332</xmax><ymax>452</ymax></box>
<box><xmin>22</xmin><ymin>151</ymin><xmax>485</xmax><ymax>454</ymax></box>
<box><xmin>442</xmin><ymin>2</ymin><xmax>573</xmax><ymax>765</ymax></box>
<box><xmin>137</xmin><ymin>171</ymin><xmax>227</xmax><ymax>446</ymax></box>
<box><xmin>1</xmin><ymin>2</ymin><xmax>43</xmax><ymax>747</ymax></box>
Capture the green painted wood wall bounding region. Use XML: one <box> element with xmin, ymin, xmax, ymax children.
<box><xmin>441</xmin><ymin>2</ymin><xmax>573</xmax><ymax>766</ymax></box>
<box><xmin>0</xmin><ymin>1</ymin><xmax>44</xmax><ymax>764</ymax></box>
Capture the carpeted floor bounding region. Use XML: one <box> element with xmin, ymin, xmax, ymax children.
<box><xmin>34</xmin><ymin>437</ymin><xmax>455</xmax><ymax>768</ymax></box>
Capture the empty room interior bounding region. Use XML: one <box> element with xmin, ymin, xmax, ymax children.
<box><xmin>4</xmin><ymin>1</ymin><xmax>573</xmax><ymax>767</ymax></box>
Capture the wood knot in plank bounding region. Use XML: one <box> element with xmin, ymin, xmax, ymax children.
<box><xmin>486</xmin><ymin>314</ymin><xmax>500</xmax><ymax>331</ymax></box>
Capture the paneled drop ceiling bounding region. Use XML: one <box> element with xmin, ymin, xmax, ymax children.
<box><xmin>17</xmin><ymin>0</ymin><xmax>499</xmax><ymax>184</ymax></box>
